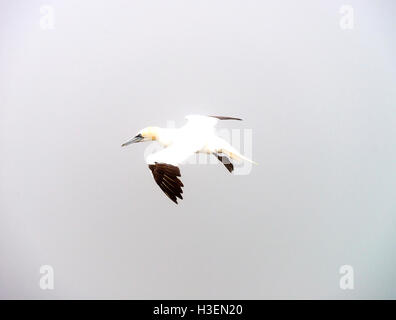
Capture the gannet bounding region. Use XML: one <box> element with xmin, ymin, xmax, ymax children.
<box><xmin>122</xmin><ymin>115</ymin><xmax>256</xmax><ymax>204</ymax></box>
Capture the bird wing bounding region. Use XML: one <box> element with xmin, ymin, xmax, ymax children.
<box><xmin>146</xmin><ymin>115</ymin><xmax>243</xmax><ymax>203</ymax></box>
<box><xmin>146</xmin><ymin>140</ymin><xmax>201</xmax><ymax>204</ymax></box>
<box><xmin>213</xmin><ymin>153</ymin><xmax>234</xmax><ymax>173</ymax></box>
<box><xmin>146</xmin><ymin>138</ymin><xmax>200</xmax><ymax>166</ymax></box>
<box><xmin>184</xmin><ymin>115</ymin><xmax>218</xmax><ymax>130</ymax></box>
<box><xmin>148</xmin><ymin>163</ymin><xmax>184</xmax><ymax>204</ymax></box>
<box><xmin>184</xmin><ymin>115</ymin><xmax>242</xmax><ymax>129</ymax></box>
<box><xmin>209</xmin><ymin>115</ymin><xmax>242</xmax><ymax>121</ymax></box>
<box><xmin>208</xmin><ymin>136</ymin><xmax>257</xmax><ymax>165</ymax></box>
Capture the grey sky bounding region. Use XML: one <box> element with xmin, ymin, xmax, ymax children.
<box><xmin>0</xmin><ymin>0</ymin><xmax>395</xmax><ymax>299</ymax></box>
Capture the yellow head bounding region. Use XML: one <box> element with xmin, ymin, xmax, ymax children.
<box><xmin>121</xmin><ymin>126</ymin><xmax>160</xmax><ymax>147</ymax></box>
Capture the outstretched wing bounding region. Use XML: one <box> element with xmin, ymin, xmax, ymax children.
<box><xmin>213</xmin><ymin>153</ymin><xmax>234</xmax><ymax>173</ymax></box>
<box><xmin>184</xmin><ymin>115</ymin><xmax>242</xmax><ymax>130</ymax></box>
<box><xmin>209</xmin><ymin>115</ymin><xmax>242</xmax><ymax>121</ymax></box>
<box><xmin>148</xmin><ymin>163</ymin><xmax>183</xmax><ymax>204</ymax></box>
<box><xmin>146</xmin><ymin>140</ymin><xmax>200</xmax><ymax>204</ymax></box>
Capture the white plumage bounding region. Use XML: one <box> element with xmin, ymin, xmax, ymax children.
<box><xmin>122</xmin><ymin>115</ymin><xmax>255</xmax><ymax>204</ymax></box>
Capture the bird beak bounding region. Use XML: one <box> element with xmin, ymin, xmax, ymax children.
<box><xmin>121</xmin><ymin>134</ymin><xmax>144</xmax><ymax>147</ymax></box>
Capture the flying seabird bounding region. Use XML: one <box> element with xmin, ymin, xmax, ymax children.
<box><xmin>122</xmin><ymin>115</ymin><xmax>256</xmax><ymax>204</ymax></box>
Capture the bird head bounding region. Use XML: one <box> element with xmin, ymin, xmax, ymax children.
<box><xmin>121</xmin><ymin>126</ymin><xmax>159</xmax><ymax>147</ymax></box>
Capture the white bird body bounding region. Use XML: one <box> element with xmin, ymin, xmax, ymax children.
<box><xmin>122</xmin><ymin>115</ymin><xmax>255</xmax><ymax>204</ymax></box>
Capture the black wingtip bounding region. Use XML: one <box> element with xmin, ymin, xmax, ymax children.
<box><xmin>209</xmin><ymin>115</ymin><xmax>243</xmax><ymax>121</ymax></box>
<box><xmin>149</xmin><ymin>163</ymin><xmax>184</xmax><ymax>204</ymax></box>
<box><xmin>214</xmin><ymin>154</ymin><xmax>234</xmax><ymax>173</ymax></box>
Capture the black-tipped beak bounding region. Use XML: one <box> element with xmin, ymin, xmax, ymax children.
<box><xmin>121</xmin><ymin>134</ymin><xmax>144</xmax><ymax>147</ymax></box>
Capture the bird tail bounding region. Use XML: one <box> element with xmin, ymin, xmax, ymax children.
<box><xmin>225</xmin><ymin>149</ymin><xmax>258</xmax><ymax>165</ymax></box>
<box><xmin>216</xmin><ymin>140</ymin><xmax>258</xmax><ymax>165</ymax></box>
<box><xmin>233</xmin><ymin>152</ymin><xmax>258</xmax><ymax>165</ymax></box>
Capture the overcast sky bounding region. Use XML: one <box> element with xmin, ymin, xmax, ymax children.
<box><xmin>0</xmin><ymin>0</ymin><xmax>395</xmax><ymax>299</ymax></box>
